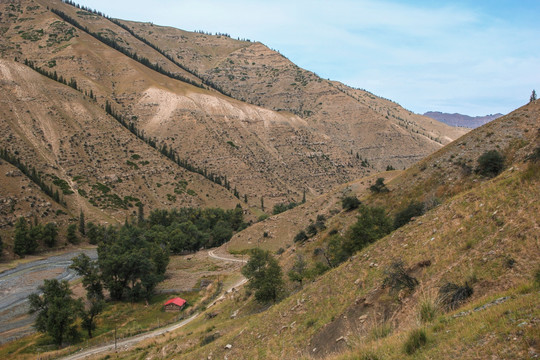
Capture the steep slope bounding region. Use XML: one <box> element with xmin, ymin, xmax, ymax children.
<box><xmin>109</xmin><ymin>101</ymin><xmax>538</xmax><ymax>359</ymax></box>
<box><xmin>121</xmin><ymin>19</ymin><xmax>467</xmax><ymax>158</ymax></box>
<box><xmin>0</xmin><ymin>58</ymin><xmax>239</xmax><ymax>255</ymax></box>
<box><xmin>0</xmin><ymin>0</ymin><xmax>466</xmax><ymax>210</ymax></box>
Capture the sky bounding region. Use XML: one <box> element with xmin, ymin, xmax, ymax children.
<box><xmin>78</xmin><ymin>0</ymin><xmax>540</xmax><ymax>116</ymax></box>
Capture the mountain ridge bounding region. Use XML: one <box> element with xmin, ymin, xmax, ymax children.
<box><xmin>424</xmin><ymin>111</ymin><xmax>503</xmax><ymax>128</ymax></box>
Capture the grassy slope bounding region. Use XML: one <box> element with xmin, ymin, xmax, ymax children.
<box><xmin>111</xmin><ymin>101</ymin><xmax>539</xmax><ymax>359</ymax></box>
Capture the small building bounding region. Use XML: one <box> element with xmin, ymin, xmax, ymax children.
<box><xmin>163</xmin><ymin>297</ymin><xmax>186</xmax><ymax>312</ymax></box>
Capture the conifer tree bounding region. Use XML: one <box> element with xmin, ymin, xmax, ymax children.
<box><xmin>79</xmin><ymin>210</ymin><xmax>85</xmax><ymax>236</ymax></box>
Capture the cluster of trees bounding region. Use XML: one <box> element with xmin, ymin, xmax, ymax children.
<box><xmin>145</xmin><ymin>207</ymin><xmax>246</xmax><ymax>253</ymax></box>
<box><xmin>293</xmin><ymin>214</ymin><xmax>326</xmax><ymax>244</ymax></box>
<box><xmin>0</xmin><ymin>148</ymin><xmax>65</xmax><ymax>205</ymax></box>
<box><xmin>14</xmin><ymin>218</ymin><xmax>58</xmax><ymax>257</ymax></box>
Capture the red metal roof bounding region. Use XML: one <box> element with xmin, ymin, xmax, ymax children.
<box><xmin>164</xmin><ymin>297</ymin><xmax>186</xmax><ymax>307</ymax></box>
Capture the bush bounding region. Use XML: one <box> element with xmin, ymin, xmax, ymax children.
<box><xmin>476</xmin><ymin>150</ymin><xmax>505</xmax><ymax>177</ymax></box>
<box><xmin>438</xmin><ymin>282</ymin><xmax>473</xmax><ymax>310</ymax></box>
<box><xmin>403</xmin><ymin>328</ymin><xmax>428</xmax><ymax>355</ymax></box>
<box><xmin>342</xmin><ymin>196</ymin><xmax>361</xmax><ymax>211</ymax></box>
<box><xmin>382</xmin><ymin>260</ymin><xmax>419</xmax><ymax>295</ymax></box>
<box><xmin>369</xmin><ymin>178</ymin><xmax>389</xmax><ymax>193</ymax></box>
<box><xmin>200</xmin><ymin>333</ymin><xmax>220</xmax><ymax>346</ymax></box>
<box><xmin>294</xmin><ymin>230</ymin><xmax>308</xmax><ymax>243</ymax></box>
<box><xmin>393</xmin><ymin>201</ymin><xmax>424</xmax><ymax>229</ymax></box>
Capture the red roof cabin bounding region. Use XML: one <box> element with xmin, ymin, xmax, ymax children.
<box><xmin>163</xmin><ymin>297</ymin><xmax>187</xmax><ymax>312</ymax></box>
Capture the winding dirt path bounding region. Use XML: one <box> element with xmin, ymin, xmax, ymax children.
<box><xmin>61</xmin><ymin>249</ymin><xmax>247</xmax><ymax>360</ymax></box>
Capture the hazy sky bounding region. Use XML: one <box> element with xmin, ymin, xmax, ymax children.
<box><xmin>78</xmin><ymin>0</ymin><xmax>540</xmax><ymax>116</ymax></box>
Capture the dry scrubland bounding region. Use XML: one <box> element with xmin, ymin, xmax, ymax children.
<box><xmin>83</xmin><ymin>102</ymin><xmax>539</xmax><ymax>359</ymax></box>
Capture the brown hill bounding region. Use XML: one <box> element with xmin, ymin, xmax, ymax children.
<box><xmin>108</xmin><ymin>100</ymin><xmax>539</xmax><ymax>359</ymax></box>
<box><xmin>0</xmin><ymin>0</ymin><xmax>465</xmax><ymax>254</ymax></box>
<box><xmin>1</xmin><ymin>0</ymin><xmax>465</xmax><ymax>205</ymax></box>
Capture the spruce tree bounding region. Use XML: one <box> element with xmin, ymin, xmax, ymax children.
<box><xmin>79</xmin><ymin>210</ymin><xmax>85</xmax><ymax>236</ymax></box>
<box><xmin>14</xmin><ymin>217</ymin><xmax>29</xmax><ymax>257</ymax></box>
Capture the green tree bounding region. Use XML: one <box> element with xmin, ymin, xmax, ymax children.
<box><xmin>28</xmin><ymin>279</ymin><xmax>82</xmax><ymax>347</ymax></box>
<box><xmin>137</xmin><ymin>202</ymin><xmax>144</xmax><ymax>225</ymax></box>
<box><xmin>288</xmin><ymin>254</ymin><xmax>307</xmax><ymax>286</ymax></box>
<box><xmin>242</xmin><ymin>248</ymin><xmax>284</xmax><ymax>303</ymax></box>
<box><xmin>78</xmin><ymin>210</ymin><xmax>85</xmax><ymax>236</ymax></box>
<box><xmin>14</xmin><ymin>217</ymin><xmax>29</xmax><ymax>257</ymax></box>
<box><xmin>531</xmin><ymin>89</ymin><xmax>537</xmax><ymax>103</ymax></box>
<box><xmin>79</xmin><ymin>300</ymin><xmax>103</xmax><ymax>339</ymax></box>
<box><xmin>43</xmin><ymin>223</ymin><xmax>58</xmax><ymax>248</ymax></box>
<box><xmin>67</xmin><ymin>224</ymin><xmax>78</xmax><ymax>244</ymax></box>
<box><xmin>70</xmin><ymin>254</ymin><xmax>103</xmax><ymax>300</ymax></box>
<box><xmin>343</xmin><ymin>205</ymin><xmax>392</xmax><ymax>256</ymax></box>
<box><xmin>86</xmin><ymin>222</ymin><xmax>100</xmax><ymax>245</ymax></box>
<box><xmin>26</xmin><ymin>224</ymin><xmax>40</xmax><ymax>254</ymax></box>
<box><xmin>326</xmin><ymin>234</ymin><xmax>348</xmax><ymax>267</ymax></box>
<box><xmin>369</xmin><ymin>178</ymin><xmax>389</xmax><ymax>193</ymax></box>
<box><xmin>98</xmin><ymin>226</ymin><xmax>169</xmax><ymax>301</ymax></box>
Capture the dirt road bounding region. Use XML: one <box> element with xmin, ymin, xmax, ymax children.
<box><xmin>61</xmin><ymin>249</ymin><xmax>247</xmax><ymax>360</ymax></box>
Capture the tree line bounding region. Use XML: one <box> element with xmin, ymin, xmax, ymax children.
<box><xmin>50</xmin><ymin>7</ymin><xmax>205</xmax><ymax>89</ymax></box>
<box><xmin>0</xmin><ymin>147</ymin><xmax>65</xmax><ymax>205</ymax></box>
<box><xmin>60</xmin><ymin>0</ymin><xmax>250</xmax><ymax>102</ymax></box>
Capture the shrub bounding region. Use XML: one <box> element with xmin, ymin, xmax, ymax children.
<box><xmin>382</xmin><ymin>260</ymin><xmax>419</xmax><ymax>295</ymax></box>
<box><xmin>342</xmin><ymin>196</ymin><xmax>361</xmax><ymax>211</ymax></box>
<box><xmin>294</xmin><ymin>230</ymin><xmax>308</xmax><ymax>243</ymax></box>
<box><xmin>369</xmin><ymin>178</ymin><xmax>389</xmax><ymax>193</ymax></box>
<box><xmin>306</xmin><ymin>223</ymin><xmax>318</xmax><ymax>237</ymax></box>
<box><xmin>476</xmin><ymin>150</ymin><xmax>505</xmax><ymax>177</ymax></box>
<box><xmin>403</xmin><ymin>328</ymin><xmax>428</xmax><ymax>355</ymax></box>
<box><xmin>438</xmin><ymin>282</ymin><xmax>473</xmax><ymax>310</ymax></box>
<box><xmin>200</xmin><ymin>333</ymin><xmax>220</xmax><ymax>346</ymax></box>
<box><xmin>393</xmin><ymin>201</ymin><xmax>424</xmax><ymax>229</ymax></box>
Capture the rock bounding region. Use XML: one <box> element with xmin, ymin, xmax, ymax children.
<box><xmin>225</xmin><ymin>344</ymin><xmax>232</xmax><ymax>349</ymax></box>
<box><xmin>231</xmin><ymin>309</ymin><xmax>239</xmax><ymax>318</ymax></box>
<box><xmin>358</xmin><ymin>314</ymin><xmax>368</xmax><ymax>322</ymax></box>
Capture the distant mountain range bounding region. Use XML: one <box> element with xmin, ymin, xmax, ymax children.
<box><xmin>423</xmin><ymin>111</ymin><xmax>503</xmax><ymax>128</ymax></box>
